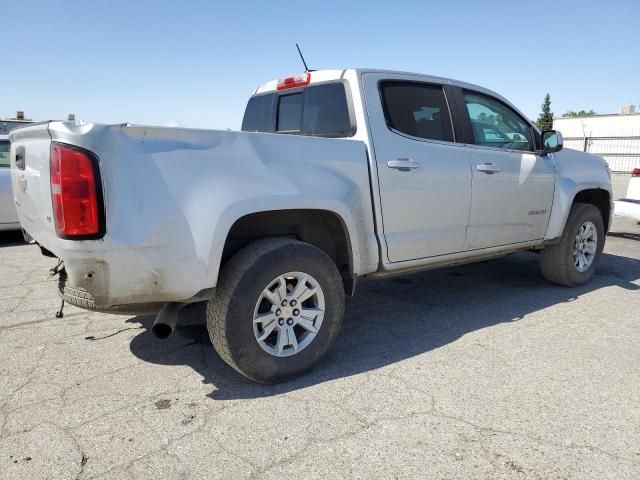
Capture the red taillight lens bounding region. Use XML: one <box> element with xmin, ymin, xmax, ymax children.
<box><xmin>50</xmin><ymin>143</ymin><xmax>102</xmax><ymax>238</ymax></box>
<box><xmin>632</xmin><ymin>168</ymin><xmax>640</xmax><ymax>177</ymax></box>
<box><xmin>276</xmin><ymin>72</ymin><xmax>311</xmax><ymax>90</ymax></box>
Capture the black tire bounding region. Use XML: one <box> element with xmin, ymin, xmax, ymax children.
<box><xmin>540</xmin><ymin>202</ymin><xmax>605</xmax><ymax>287</ymax></box>
<box><xmin>206</xmin><ymin>237</ymin><xmax>345</xmax><ymax>384</ymax></box>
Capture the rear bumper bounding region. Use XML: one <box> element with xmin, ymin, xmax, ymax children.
<box><xmin>30</xmin><ymin>228</ymin><xmax>215</xmax><ymax>308</ymax></box>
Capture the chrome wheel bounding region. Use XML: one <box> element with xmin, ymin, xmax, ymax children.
<box><xmin>573</xmin><ymin>221</ymin><xmax>597</xmax><ymax>272</ymax></box>
<box><xmin>253</xmin><ymin>272</ymin><xmax>325</xmax><ymax>357</ymax></box>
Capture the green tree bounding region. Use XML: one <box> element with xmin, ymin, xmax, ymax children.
<box><xmin>535</xmin><ymin>93</ymin><xmax>554</xmax><ymax>130</ymax></box>
<box><xmin>561</xmin><ymin>110</ymin><xmax>597</xmax><ymax>118</ymax></box>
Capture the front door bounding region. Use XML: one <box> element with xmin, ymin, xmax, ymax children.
<box><xmin>460</xmin><ymin>90</ymin><xmax>555</xmax><ymax>250</ymax></box>
<box><xmin>362</xmin><ymin>73</ymin><xmax>473</xmax><ymax>262</ymax></box>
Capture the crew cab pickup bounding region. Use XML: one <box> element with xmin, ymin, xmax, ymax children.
<box><xmin>10</xmin><ymin>69</ymin><xmax>613</xmax><ymax>383</ymax></box>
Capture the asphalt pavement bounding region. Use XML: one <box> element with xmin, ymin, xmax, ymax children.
<box><xmin>0</xmin><ymin>180</ymin><xmax>638</xmax><ymax>479</ymax></box>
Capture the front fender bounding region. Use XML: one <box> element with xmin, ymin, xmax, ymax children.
<box><xmin>545</xmin><ymin>149</ymin><xmax>612</xmax><ymax>240</ymax></box>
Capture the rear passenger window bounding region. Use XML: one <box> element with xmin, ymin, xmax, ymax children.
<box><xmin>381</xmin><ymin>82</ymin><xmax>454</xmax><ymax>142</ymax></box>
<box><xmin>242</xmin><ymin>93</ymin><xmax>275</xmax><ymax>132</ymax></box>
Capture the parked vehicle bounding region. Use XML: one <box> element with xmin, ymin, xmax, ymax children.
<box><xmin>614</xmin><ymin>168</ymin><xmax>640</xmax><ymax>220</ymax></box>
<box><xmin>10</xmin><ymin>69</ymin><xmax>613</xmax><ymax>383</ymax></box>
<box><xmin>0</xmin><ymin>135</ymin><xmax>20</xmax><ymax>231</ymax></box>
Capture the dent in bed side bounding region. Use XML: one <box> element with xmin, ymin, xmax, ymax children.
<box><xmin>545</xmin><ymin>148</ymin><xmax>613</xmax><ymax>241</ymax></box>
<box><xmin>205</xmin><ymin>181</ymin><xmax>380</xmax><ymax>288</ymax></box>
<box><xmin>43</xmin><ymin>123</ymin><xmax>379</xmax><ymax>306</ymax></box>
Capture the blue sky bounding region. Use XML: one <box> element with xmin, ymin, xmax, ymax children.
<box><xmin>2</xmin><ymin>0</ymin><xmax>638</xmax><ymax>129</ymax></box>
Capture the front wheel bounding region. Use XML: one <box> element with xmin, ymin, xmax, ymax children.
<box><xmin>540</xmin><ymin>202</ymin><xmax>605</xmax><ymax>286</ymax></box>
<box><xmin>206</xmin><ymin>238</ymin><xmax>345</xmax><ymax>383</ymax></box>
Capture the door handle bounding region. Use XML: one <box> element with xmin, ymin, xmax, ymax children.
<box><xmin>387</xmin><ymin>158</ymin><xmax>419</xmax><ymax>171</ymax></box>
<box><xmin>476</xmin><ymin>163</ymin><xmax>501</xmax><ymax>174</ymax></box>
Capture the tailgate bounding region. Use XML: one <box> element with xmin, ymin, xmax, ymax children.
<box><xmin>9</xmin><ymin>123</ymin><xmax>56</xmax><ymax>245</ymax></box>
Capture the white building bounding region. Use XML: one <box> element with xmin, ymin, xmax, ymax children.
<box><xmin>553</xmin><ymin>109</ymin><xmax>640</xmax><ymax>172</ymax></box>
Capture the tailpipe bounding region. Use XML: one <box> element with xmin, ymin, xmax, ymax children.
<box><xmin>152</xmin><ymin>302</ymin><xmax>184</xmax><ymax>339</ymax></box>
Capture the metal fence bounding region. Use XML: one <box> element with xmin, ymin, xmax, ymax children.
<box><xmin>563</xmin><ymin>136</ymin><xmax>640</xmax><ymax>172</ymax></box>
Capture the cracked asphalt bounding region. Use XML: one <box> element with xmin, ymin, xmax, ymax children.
<box><xmin>1</xmin><ymin>184</ymin><xmax>639</xmax><ymax>479</ymax></box>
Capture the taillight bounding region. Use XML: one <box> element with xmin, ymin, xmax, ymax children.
<box><xmin>50</xmin><ymin>143</ymin><xmax>103</xmax><ymax>238</ymax></box>
<box><xmin>632</xmin><ymin>168</ymin><xmax>640</xmax><ymax>177</ymax></box>
<box><xmin>276</xmin><ymin>72</ymin><xmax>311</xmax><ymax>90</ymax></box>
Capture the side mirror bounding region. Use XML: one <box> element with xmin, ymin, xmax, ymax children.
<box><xmin>541</xmin><ymin>130</ymin><xmax>563</xmax><ymax>154</ymax></box>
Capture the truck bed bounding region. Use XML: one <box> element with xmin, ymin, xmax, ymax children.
<box><xmin>10</xmin><ymin>122</ymin><xmax>375</xmax><ymax>307</ymax></box>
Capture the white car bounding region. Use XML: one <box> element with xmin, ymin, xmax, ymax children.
<box><xmin>614</xmin><ymin>168</ymin><xmax>640</xmax><ymax>220</ymax></box>
<box><xmin>0</xmin><ymin>134</ymin><xmax>20</xmax><ymax>231</ymax></box>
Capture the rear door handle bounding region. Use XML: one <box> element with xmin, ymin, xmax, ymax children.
<box><xmin>476</xmin><ymin>162</ymin><xmax>500</xmax><ymax>174</ymax></box>
<box><xmin>387</xmin><ymin>158</ymin><xmax>419</xmax><ymax>171</ymax></box>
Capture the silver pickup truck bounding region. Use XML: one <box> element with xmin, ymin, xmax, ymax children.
<box><xmin>10</xmin><ymin>68</ymin><xmax>612</xmax><ymax>383</ymax></box>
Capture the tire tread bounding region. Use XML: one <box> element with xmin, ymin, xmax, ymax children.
<box><xmin>540</xmin><ymin>202</ymin><xmax>604</xmax><ymax>286</ymax></box>
<box><xmin>207</xmin><ymin>238</ymin><xmax>303</xmax><ymax>374</ymax></box>
<box><xmin>206</xmin><ymin>237</ymin><xmax>344</xmax><ymax>382</ymax></box>
<box><xmin>58</xmin><ymin>276</ymin><xmax>163</xmax><ymax>315</ymax></box>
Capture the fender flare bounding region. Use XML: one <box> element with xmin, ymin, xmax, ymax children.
<box><xmin>205</xmin><ymin>197</ymin><xmax>363</xmax><ymax>287</ymax></box>
<box><xmin>545</xmin><ymin>182</ymin><xmax>612</xmax><ymax>241</ymax></box>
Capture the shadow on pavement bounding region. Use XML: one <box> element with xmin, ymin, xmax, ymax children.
<box><xmin>125</xmin><ymin>250</ymin><xmax>640</xmax><ymax>400</ymax></box>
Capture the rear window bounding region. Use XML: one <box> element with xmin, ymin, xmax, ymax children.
<box><xmin>242</xmin><ymin>82</ymin><xmax>354</xmax><ymax>138</ymax></box>
<box><xmin>301</xmin><ymin>83</ymin><xmax>352</xmax><ymax>136</ymax></box>
<box><xmin>0</xmin><ymin>141</ymin><xmax>10</xmax><ymax>168</ymax></box>
<box><xmin>241</xmin><ymin>93</ymin><xmax>275</xmax><ymax>132</ymax></box>
<box><xmin>277</xmin><ymin>94</ymin><xmax>303</xmax><ymax>132</ymax></box>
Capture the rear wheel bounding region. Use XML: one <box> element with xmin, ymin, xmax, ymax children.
<box><xmin>206</xmin><ymin>237</ymin><xmax>344</xmax><ymax>383</ymax></box>
<box><xmin>540</xmin><ymin>202</ymin><xmax>605</xmax><ymax>286</ymax></box>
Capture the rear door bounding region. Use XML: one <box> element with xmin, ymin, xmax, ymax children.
<box><xmin>362</xmin><ymin>73</ymin><xmax>473</xmax><ymax>262</ymax></box>
<box><xmin>456</xmin><ymin>89</ymin><xmax>555</xmax><ymax>250</ymax></box>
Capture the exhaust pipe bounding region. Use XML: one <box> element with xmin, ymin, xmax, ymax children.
<box><xmin>152</xmin><ymin>302</ymin><xmax>184</xmax><ymax>339</ymax></box>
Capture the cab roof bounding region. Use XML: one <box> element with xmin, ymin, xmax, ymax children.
<box><xmin>255</xmin><ymin>68</ymin><xmax>494</xmax><ymax>95</ymax></box>
<box><xmin>253</xmin><ymin>68</ymin><xmax>524</xmax><ymax>122</ymax></box>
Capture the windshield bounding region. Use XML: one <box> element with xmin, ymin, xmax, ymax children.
<box><xmin>0</xmin><ymin>141</ymin><xmax>10</xmax><ymax>168</ymax></box>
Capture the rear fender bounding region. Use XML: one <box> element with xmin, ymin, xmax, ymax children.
<box><xmin>207</xmin><ymin>199</ymin><xmax>363</xmax><ymax>286</ymax></box>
